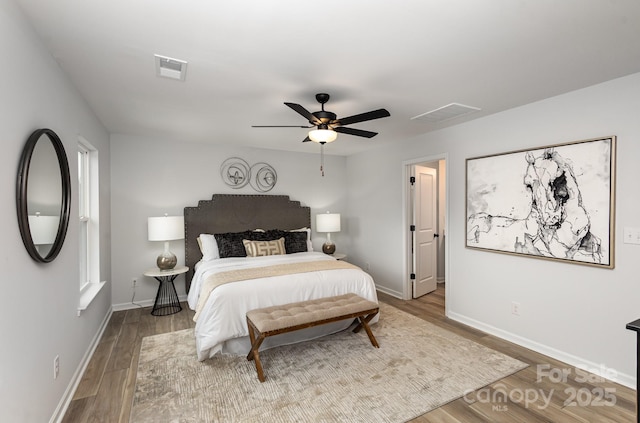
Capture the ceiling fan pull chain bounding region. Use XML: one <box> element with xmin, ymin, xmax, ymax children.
<box><xmin>320</xmin><ymin>144</ymin><xmax>325</xmax><ymax>177</ymax></box>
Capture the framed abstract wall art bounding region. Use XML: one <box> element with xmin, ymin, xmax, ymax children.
<box><xmin>466</xmin><ymin>136</ymin><xmax>616</xmax><ymax>268</ymax></box>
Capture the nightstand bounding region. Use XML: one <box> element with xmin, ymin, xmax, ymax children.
<box><xmin>332</xmin><ymin>253</ymin><xmax>347</xmax><ymax>261</ymax></box>
<box><xmin>144</xmin><ymin>266</ymin><xmax>188</xmax><ymax>316</ymax></box>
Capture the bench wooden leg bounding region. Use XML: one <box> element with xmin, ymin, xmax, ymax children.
<box><xmin>250</xmin><ymin>339</ymin><xmax>266</xmax><ymax>383</ymax></box>
<box><xmin>353</xmin><ymin>312</ymin><xmax>379</xmax><ymax>348</ymax></box>
<box><xmin>246</xmin><ymin>318</ymin><xmax>267</xmax><ymax>382</ymax></box>
<box><xmin>246</xmin><ymin>318</ymin><xmax>257</xmax><ymax>360</ymax></box>
<box><xmin>352</xmin><ymin>310</ymin><xmax>377</xmax><ymax>333</ymax></box>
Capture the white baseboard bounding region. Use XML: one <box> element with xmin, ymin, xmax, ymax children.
<box><xmin>447</xmin><ymin>311</ymin><xmax>635</xmax><ymax>389</ymax></box>
<box><xmin>112</xmin><ymin>294</ymin><xmax>188</xmax><ymax>311</ymax></box>
<box><xmin>50</xmin><ymin>307</ymin><xmax>113</xmax><ymax>423</ymax></box>
<box><xmin>375</xmin><ymin>285</ymin><xmax>403</xmax><ymax>299</ymax></box>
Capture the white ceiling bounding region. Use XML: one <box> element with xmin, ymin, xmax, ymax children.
<box><xmin>15</xmin><ymin>0</ymin><xmax>640</xmax><ymax>156</ymax></box>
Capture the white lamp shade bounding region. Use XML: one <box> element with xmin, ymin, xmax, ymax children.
<box><xmin>308</xmin><ymin>129</ymin><xmax>337</xmax><ymax>143</ymax></box>
<box><xmin>316</xmin><ymin>213</ymin><xmax>341</xmax><ymax>233</ymax></box>
<box><xmin>148</xmin><ymin>216</ymin><xmax>184</xmax><ymax>241</ymax></box>
<box><xmin>28</xmin><ymin>214</ymin><xmax>59</xmax><ymax>245</ymax></box>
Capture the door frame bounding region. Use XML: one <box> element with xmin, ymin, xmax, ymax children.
<box><xmin>401</xmin><ymin>154</ymin><xmax>450</xmax><ymax>313</ymax></box>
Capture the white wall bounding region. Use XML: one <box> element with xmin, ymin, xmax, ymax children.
<box><xmin>0</xmin><ymin>1</ymin><xmax>111</xmax><ymax>422</ymax></box>
<box><xmin>110</xmin><ymin>135</ymin><xmax>348</xmax><ymax>306</ymax></box>
<box><xmin>347</xmin><ymin>72</ymin><xmax>640</xmax><ymax>387</ymax></box>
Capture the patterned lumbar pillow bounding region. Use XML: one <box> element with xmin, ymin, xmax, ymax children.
<box><xmin>243</xmin><ymin>237</ymin><xmax>286</xmax><ymax>257</ymax></box>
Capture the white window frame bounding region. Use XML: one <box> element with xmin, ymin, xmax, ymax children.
<box><xmin>78</xmin><ymin>144</ymin><xmax>90</xmax><ymax>292</ymax></box>
<box><xmin>78</xmin><ymin>137</ymin><xmax>104</xmax><ymax>314</ymax></box>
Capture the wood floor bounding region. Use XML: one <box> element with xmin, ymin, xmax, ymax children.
<box><xmin>62</xmin><ymin>285</ymin><xmax>636</xmax><ymax>422</ymax></box>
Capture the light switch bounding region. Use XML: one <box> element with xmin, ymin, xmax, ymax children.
<box><xmin>623</xmin><ymin>227</ymin><xmax>640</xmax><ymax>245</ymax></box>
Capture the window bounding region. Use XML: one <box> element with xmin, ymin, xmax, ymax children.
<box><xmin>78</xmin><ymin>144</ymin><xmax>90</xmax><ymax>291</ymax></box>
<box><xmin>78</xmin><ymin>137</ymin><xmax>103</xmax><ymax>313</ymax></box>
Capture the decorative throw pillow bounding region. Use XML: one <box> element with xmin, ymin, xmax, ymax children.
<box><xmin>283</xmin><ymin>231</ymin><xmax>308</xmax><ymax>253</ymax></box>
<box><xmin>290</xmin><ymin>227</ymin><xmax>311</xmax><ymax>241</ymax></box>
<box><xmin>243</xmin><ymin>237</ymin><xmax>286</xmax><ymax>257</ymax></box>
<box><xmin>287</xmin><ymin>227</ymin><xmax>313</xmax><ymax>251</ymax></box>
<box><xmin>250</xmin><ymin>229</ymin><xmax>285</xmax><ymax>241</ymax></box>
<box><xmin>250</xmin><ymin>229</ymin><xmax>308</xmax><ymax>254</ymax></box>
<box><xmin>215</xmin><ymin>231</ymin><xmax>252</xmax><ymax>258</ymax></box>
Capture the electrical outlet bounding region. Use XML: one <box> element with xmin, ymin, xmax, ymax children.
<box><xmin>623</xmin><ymin>227</ymin><xmax>640</xmax><ymax>245</ymax></box>
<box><xmin>53</xmin><ymin>355</ymin><xmax>59</xmax><ymax>379</ymax></box>
<box><xmin>511</xmin><ymin>301</ymin><xmax>521</xmax><ymax>316</ymax></box>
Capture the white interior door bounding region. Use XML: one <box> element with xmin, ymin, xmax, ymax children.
<box><xmin>412</xmin><ymin>165</ymin><xmax>438</xmax><ymax>298</ymax></box>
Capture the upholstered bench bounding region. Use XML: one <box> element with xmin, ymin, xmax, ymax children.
<box><xmin>246</xmin><ymin>293</ymin><xmax>380</xmax><ymax>382</ymax></box>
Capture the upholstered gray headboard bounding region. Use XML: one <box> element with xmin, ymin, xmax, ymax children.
<box><xmin>183</xmin><ymin>194</ymin><xmax>311</xmax><ymax>293</ymax></box>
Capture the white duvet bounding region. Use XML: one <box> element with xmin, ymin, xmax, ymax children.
<box><xmin>187</xmin><ymin>251</ymin><xmax>378</xmax><ymax>360</ymax></box>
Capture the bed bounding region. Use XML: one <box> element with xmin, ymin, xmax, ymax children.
<box><xmin>184</xmin><ymin>194</ymin><xmax>379</xmax><ymax>361</ymax></box>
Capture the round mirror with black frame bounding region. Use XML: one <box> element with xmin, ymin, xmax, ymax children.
<box><xmin>16</xmin><ymin>128</ymin><xmax>71</xmax><ymax>263</ymax></box>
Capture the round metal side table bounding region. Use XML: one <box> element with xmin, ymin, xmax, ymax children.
<box><xmin>144</xmin><ymin>265</ymin><xmax>188</xmax><ymax>316</ymax></box>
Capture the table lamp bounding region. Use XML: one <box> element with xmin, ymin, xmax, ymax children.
<box><xmin>148</xmin><ymin>214</ymin><xmax>184</xmax><ymax>270</ymax></box>
<box><xmin>316</xmin><ymin>212</ymin><xmax>340</xmax><ymax>255</ymax></box>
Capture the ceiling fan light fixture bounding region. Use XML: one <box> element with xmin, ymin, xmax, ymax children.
<box><xmin>308</xmin><ymin>128</ymin><xmax>337</xmax><ymax>143</ymax></box>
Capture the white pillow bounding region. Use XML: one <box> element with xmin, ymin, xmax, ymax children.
<box><xmin>198</xmin><ymin>234</ymin><xmax>220</xmax><ymax>261</ymax></box>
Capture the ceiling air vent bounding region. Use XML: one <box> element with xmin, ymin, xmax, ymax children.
<box><xmin>154</xmin><ymin>54</ymin><xmax>188</xmax><ymax>81</ymax></box>
<box><xmin>411</xmin><ymin>103</ymin><xmax>480</xmax><ymax>123</ymax></box>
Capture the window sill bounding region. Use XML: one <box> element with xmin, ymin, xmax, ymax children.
<box><xmin>77</xmin><ymin>281</ymin><xmax>106</xmax><ymax>316</ymax></box>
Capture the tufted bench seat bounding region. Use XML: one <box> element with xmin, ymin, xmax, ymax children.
<box><xmin>246</xmin><ymin>293</ymin><xmax>380</xmax><ymax>382</ymax></box>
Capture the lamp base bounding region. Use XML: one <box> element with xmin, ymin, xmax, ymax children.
<box><xmin>322</xmin><ymin>242</ymin><xmax>336</xmax><ymax>255</ymax></box>
<box><xmin>157</xmin><ymin>251</ymin><xmax>177</xmax><ymax>270</ymax></box>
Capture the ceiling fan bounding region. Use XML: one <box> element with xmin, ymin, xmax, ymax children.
<box><xmin>252</xmin><ymin>93</ymin><xmax>390</xmax><ymax>144</ymax></box>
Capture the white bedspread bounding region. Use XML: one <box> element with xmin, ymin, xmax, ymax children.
<box><xmin>187</xmin><ymin>252</ymin><xmax>378</xmax><ymax>360</ymax></box>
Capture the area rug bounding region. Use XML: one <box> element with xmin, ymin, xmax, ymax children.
<box><xmin>131</xmin><ymin>303</ymin><xmax>527</xmax><ymax>422</ymax></box>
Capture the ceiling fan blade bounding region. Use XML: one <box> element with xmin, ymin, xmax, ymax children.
<box><xmin>285</xmin><ymin>102</ymin><xmax>322</xmax><ymax>125</ymax></box>
<box><xmin>251</xmin><ymin>125</ymin><xmax>313</xmax><ymax>128</ymax></box>
<box><xmin>334</xmin><ymin>108</ymin><xmax>390</xmax><ymax>126</ymax></box>
<box><xmin>334</xmin><ymin>126</ymin><xmax>378</xmax><ymax>138</ymax></box>
<box><xmin>302</xmin><ymin>136</ymin><xmax>312</xmax><ymax>142</ymax></box>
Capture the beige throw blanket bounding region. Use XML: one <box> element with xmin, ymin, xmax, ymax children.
<box><xmin>194</xmin><ymin>260</ymin><xmax>360</xmax><ymax>321</ymax></box>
